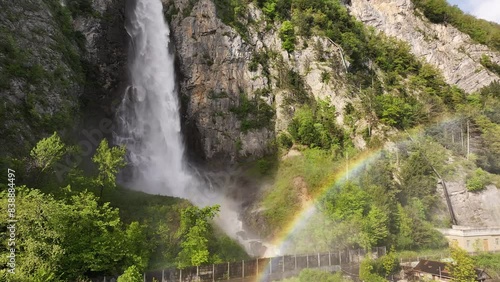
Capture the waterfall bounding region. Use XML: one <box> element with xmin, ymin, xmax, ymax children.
<box><xmin>115</xmin><ymin>0</ymin><xmax>279</xmax><ymax>258</ymax></box>
<box><xmin>116</xmin><ymin>0</ymin><xmax>192</xmax><ymax>198</ymax></box>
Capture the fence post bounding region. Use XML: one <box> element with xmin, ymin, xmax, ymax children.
<box><xmin>180</xmin><ymin>269</ymin><xmax>182</xmax><ymax>282</ymax></box>
<box><xmin>329</xmin><ymin>251</ymin><xmax>331</xmax><ymax>266</ymax></box>
<box><xmin>227</xmin><ymin>262</ymin><xmax>230</xmax><ymax>280</ymax></box>
<box><xmin>257</xmin><ymin>258</ymin><xmax>259</xmax><ymax>277</ymax></box>
<box><xmin>212</xmin><ymin>264</ymin><xmax>215</xmax><ymax>282</ymax></box>
<box><xmin>294</xmin><ymin>254</ymin><xmax>297</xmax><ymax>270</ymax></box>
<box><xmin>339</xmin><ymin>251</ymin><xmax>342</xmax><ymax>264</ymax></box>
<box><xmin>306</xmin><ymin>254</ymin><xmax>309</xmax><ymax>268</ymax></box>
<box><xmin>283</xmin><ymin>256</ymin><xmax>285</xmax><ymax>272</ymax></box>
<box><xmin>318</xmin><ymin>253</ymin><xmax>321</xmax><ymax>268</ymax></box>
<box><xmin>242</xmin><ymin>260</ymin><xmax>245</xmax><ymax>278</ymax></box>
<box><xmin>162</xmin><ymin>269</ymin><xmax>165</xmax><ymax>282</ymax></box>
<box><xmin>270</xmin><ymin>258</ymin><xmax>272</xmax><ymax>274</ymax></box>
<box><xmin>143</xmin><ymin>273</ymin><xmax>146</xmax><ymax>282</ymax></box>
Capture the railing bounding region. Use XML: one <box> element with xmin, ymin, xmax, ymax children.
<box><xmin>91</xmin><ymin>247</ymin><xmax>386</xmax><ymax>282</ymax></box>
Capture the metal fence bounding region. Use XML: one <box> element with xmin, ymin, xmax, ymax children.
<box><xmin>89</xmin><ymin>247</ymin><xmax>385</xmax><ymax>282</ymax></box>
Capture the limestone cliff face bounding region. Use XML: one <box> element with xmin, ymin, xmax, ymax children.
<box><xmin>0</xmin><ymin>0</ymin><xmax>83</xmax><ymax>155</ymax></box>
<box><xmin>347</xmin><ymin>0</ymin><xmax>500</xmax><ymax>93</ymax></box>
<box><xmin>0</xmin><ymin>0</ymin><xmax>127</xmax><ymax>156</ymax></box>
<box><xmin>164</xmin><ymin>0</ymin><xmax>352</xmax><ymax>163</ymax></box>
<box><xmin>165</xmin><ymin>0</ymin><xmax>270</xmax><ymax>163</ymax></box>
<box><xmin>73</xmin><ymin>0</ymin><xmax>128</xmax><ymax>113</ymax></box>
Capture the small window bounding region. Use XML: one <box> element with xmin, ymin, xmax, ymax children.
<box><xmin>496</xmin><ymin>238</ymin><xmax>499</xmax><ymax>245</ymax></box>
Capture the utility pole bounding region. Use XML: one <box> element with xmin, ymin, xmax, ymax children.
<box><xmin>346</xmin><ymin>151</ymin><xmax>349</xmax><ymax>180</ymax></box>
<box><xmin>467</xmin><ymin>119</ymin><xmax>470</xmax><ymax>160</ymax></box>
<box><xmin>404</xmin><ymin>130</ymin><xmax>458</xmax><ymax>225</ymax></box>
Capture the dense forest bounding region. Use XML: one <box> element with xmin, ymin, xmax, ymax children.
<box><xmin>1</xmin><ymin>0</ymin><xmax>500</xmax><ymax>281</ymax></box>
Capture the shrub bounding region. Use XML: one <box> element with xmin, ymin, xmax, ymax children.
<box><xmin>280</xmin><ymin>21</ymin><xmax>296</xmax><ymax>52</ymax></box>
<box><xmin>117</xmin><ymin>266</ymin><xmax>143</xmax><ymax>282</ymax></box>
<box><xmin>230</xmin><ymin>94</ymin><xmax>274</xmax><ymax>133</ymax></box>
<box><xmin>277</xmin><ymin>132</ymin><xmax>293</xmax><ymax>149</ymax></box>
<box><xmin>480</xmin><ymin>54</ymin><xmax>500</xmax><ymax>76</ymax></box>
<box><xmin>257</xmin><ymin>159</ymin><xmax>272</xmax><ymax>174</ymax></box>
<box><xmin>466</xmin><ymin>168</ymin><xmax>489</xmax><ymax>192</ymax></box>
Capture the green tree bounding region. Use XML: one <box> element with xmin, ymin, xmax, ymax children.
<box><xmin>325</xmin><ymin>182</ymin><xmax>369</xmax><ymax>221</ymax></box>
<box><xmin>374</xmin><ymin>95</ymin><xmax>423</xmax><ymax>129</ymax></box>
<box><xmin>466</xmin><ymin>168</ymin><xmax>489</xmax><ymax>192</ymax></box>
<box><xmin>362</xmin><ymin>206</ymin><xmax>389</xmax><ymax>248</ymax></box>
<box><xmin>124</xmin><ymin>222</ymin><xmax>150</xmax><ymax>270</ymax></box>
<box><xmin>382</xmin><ymin>247</ymin><xmax>399</xmax><ymax>277</ymax></box>
<box><xmin>0</xmin><ymin>188</ymin><xmax>65</xmax><ymax>281</ymax></box>
<box><xmin>30</xmin><ymin>132</ymin><xmax>66</xmax><ymax>172</ymax></box>
<box><xmin>280</xmin><ymin>21</ymin><xmax>296</xmax><ymax>52</ymax></box>
<box><xmin>419</xmin><ymin>0</ymin><xmax>448</xmax><ymax>23</ymax></box>
<box><xmin>117</xmin><ymin>265</ymin><xmax>143</xmax><ymax>282</ymax></box>
<box><xmin>0</xmin><ymin>187</ymin><xmax>145</xmax><ymax>281</ymax></box>
<box><xmin>359</xmin><ymin>258</ymin><xmax>386</xmax><ymax>282</ymax></box>
<box><xmin>92</xmin><ymin>139</ymin><xmax>126</xmax><ymax>197</ymax></box>
<box><xmin>449</xmin><ymin>244</ymin><xmax>476</xmax><ymax>282</ymax></box>
<box><xmin>59</xmin><ymin>192</ymin><xmax>130</xmax><ymax>277</ymax></box>
<box><xmin>176</xmin><ymin>205</ymin><xmax>220</xmax><ymax>268</ymax></box>
<box><xmin>396</xmin><ymin>203</ymin><xmax>413</xmax><ymax>249</ymax></box>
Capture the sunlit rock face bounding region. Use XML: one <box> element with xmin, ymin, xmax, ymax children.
<box><xmin>347</xmin><ymin>0</ymin><xmax>500</xmax><ymax>93</ymax></box>
<box><xmin>162</xmin><ymin>0</ymin><xmax>355</xmax><ymax>164</ymax></box>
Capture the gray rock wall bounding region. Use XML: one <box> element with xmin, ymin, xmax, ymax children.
<box><xmin>348</xmin><ymin>0</ymin><xmax>500</xmax><ymax>93</ymax></box>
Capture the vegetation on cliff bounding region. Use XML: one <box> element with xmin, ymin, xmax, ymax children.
<box><xmin>411</xmin><ymin>0</ymin><xmax>500</xmax><ymax>51</ymax></box>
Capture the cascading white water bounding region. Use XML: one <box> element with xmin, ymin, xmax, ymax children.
<box><xmin>116</xmin><ymin>0</ymin><xmax>279</xmax><ymax>257</ymax></box>
<box><xmin>116</xmin><ymin>0</ymin><xmax>192</xmax><ymax>198</ymax></box>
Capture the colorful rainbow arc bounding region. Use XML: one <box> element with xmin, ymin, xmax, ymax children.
<box><xmin>256</xmin><ymin>116</ymin><xmax>463</xmax><ymax>281</ymax></box>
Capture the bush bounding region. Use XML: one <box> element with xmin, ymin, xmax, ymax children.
<box><xmin>466</xmin><ymin>168</ymin><xmax>489</xmax><ymax>192</ymax></box>
<box><xmin>257</xmin><ymin>159</ymin><xmax>272</xmax><ymax>174</ymax></box>
<box><xmin>230</xmin><ymin>94</ymin><xmax>275</xmax><ymax>133</ymax></box>
<box><xmin>374</xmin><ymin>95</ymin><xmax>424</xmax><ymax>129</ymax></box>
<box><xmin>359</xmin><ymin>258</ymin><xmax>386</xmax><ymax>282</ymax></box>
<box><xmin>280</xmin><ymin>21</ymin><xmax>296</xmax><ymax>52</ymax></box>
<box><xmin>213</xmin><ymin>0</ymin><xmax>248</xmax><ymax>39</ymax></box>
<box><xmin>480</xmin><ymin>54</ymin><xmax>500</xmax><ymax>76</ymax></box>
<box><xmin>277</xmin><ymin>132</ymin><xmax>293</xmax><ymax>149</ymax></box>
<box><xmin>288</xmin><ymin>101</ymin><xmax>341</xmax><ymax>149</ymax></box>
<box><xmin>117</xmin><ymin>266</ymin><xmax>143</xmax><ymax>282</ymax></box>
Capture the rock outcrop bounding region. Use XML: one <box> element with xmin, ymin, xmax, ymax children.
<box><xmin>73</xmin><ymin>0</ymin><xmax>128</xmax><ymax>114</ymax></box>
<box><xmin>0</xmin><ymin>0</ymin><xmax>128</xmax><ymax>156</ymax></box>
<box><xmin>347</xmin><ymin>0</ymin><xmax>500</xmax><ymax>93</ymax></box>
<box><xmin>165</xmin><ymin>0</ymin><xmax>352</xmax><ymax>163</ymax></box>
<box><xmin>0</xmin><ymin>0</ymin><xmax>83</xmax><ymax>155</ymax></box>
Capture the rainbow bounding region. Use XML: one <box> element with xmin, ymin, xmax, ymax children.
<box><xmin>256</xmin><ymin>116</ymin><xmax>464</xmax><ymax>281</ymax></box>
<box><xmin>256</xmin><ymin>149</ymin><xmax>383</xmax><ymax>281</ymax></box>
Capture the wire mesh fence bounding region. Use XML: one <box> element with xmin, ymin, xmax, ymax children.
<box><xmin>90</xmin><ymin>247</ymin><xmax>386</xmax><ymax>282</ymax></box>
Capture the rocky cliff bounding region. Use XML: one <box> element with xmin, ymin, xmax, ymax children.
<box><xmin>164</xmin><ymin>0</ymin><xmax>353</xmax><ymax>164</ymax></box>
<box><xmin>347</xmin><ymin>0</ymin><xmax>500</xmax><ymax>93</ymax></box>
<box><xmin>0</xmin><ymin>0</ymin><xmax>83</xmax><ymax>156</ymax></box>
<box><xmin>0</xmin><ymin>0</ymin><xmax>128</xmax><ymax>157</ymax></box>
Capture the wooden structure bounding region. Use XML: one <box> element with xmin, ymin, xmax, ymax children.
<box><xmin>410</xmin><ymin>260</ymin><xmax>491</xmax><ymax>282</ymax></box>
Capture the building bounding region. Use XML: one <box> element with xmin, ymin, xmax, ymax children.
<box><xmin>411</xmin><ymin>260</ymin><xmax>491</xmax><ymax>281</ymax></box>
<box><xmin>438</xmin><ymin>225</ymin><xmax>500</xmax><ymax>253</ymax></box>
